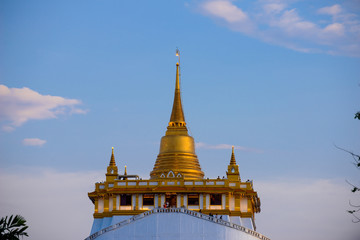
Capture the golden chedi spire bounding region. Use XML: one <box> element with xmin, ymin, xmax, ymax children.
<box><xmin>106</xmin><ymin>147</ymin><xmax>118</xmax><ymax>182</ymax></box>
<box><xmin>230</xmin><ymin>145</ymin><xmax>236</xmax><ymax>165</ymax></box>
<box><xmin>109</xmin><ymin>147</ymin><xmax>116</xmax><ymax>166</ymax></box>
<box><xmin>150</xmin><ymin>50</ymin><xmax>204</xmax><ymax>179</ymax></box>
<box><xmin>169</xmin><ymin>62</ymin><xmax>185</xmax><ymax>125</ymax></box>
<box><xmin>227</xmin><ymin>146</ymin><xmax>240</xmax><ymax>181</ymax></box>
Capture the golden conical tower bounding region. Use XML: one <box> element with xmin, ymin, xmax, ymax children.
<box><xmin>150</xmin><ymin>51</ymin><xmax>204</xmax><ymax>179</ymax></box>
<box><xmin>226</xmin><ymin>146</ymin><xmax>240</xmax><ymax>181</ymax></box>
<box><xmin>106</xmin><ymin>147</ymin><xmax>118</xmax><ymax>182</ymax></box>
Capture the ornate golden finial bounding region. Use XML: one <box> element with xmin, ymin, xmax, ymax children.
<box><xmin>176</xmin><ymin>48</ymin><xmax>180</xmax><ymax>64</ymax></box>
<box><xmin>227</xmin><ymin>145</ymin><xmax>240</xmax><ymax>180</ymax></box>
<box><xmin>109</xmin><ymin>147</ymin><xmax>116</xmax><ymax>166</ymax></box>
<box><xmin>106</xmin><ymin>147</ymin><xmax>118</xmax><ymax>181</ymax></box>
<box><xmin>230</xmin><ymin>146</ymin><xmax>237</xmax><ymax>165</ymax></box>
<box><xmin>124</xmin><ymin>165</ymin><xmax>127</xmax><ymax>175</ymax></box>
<box><xmin>169</xmin><ymin>49</ymin><xmax>186</xmax><ymax>125</ymax></box>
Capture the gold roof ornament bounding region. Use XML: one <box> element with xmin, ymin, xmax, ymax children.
<box><xmin>109</xmin><ymin>147</ymin><xmax>116</xmax><ymax>167</ymax></box>
<box><xmin>106</xmin><ymin>147</ymin><xmax>118</xmax><ymax>182</ymax></box>
<box><xmin>150</xmin><ymin>49</ymin><xmax>204</xmax><ymax>179</ymax></box>
<box><xmin>227</xmin><ymin>146</ymin><xmax>240</xmax><ymax>181</ymax></box>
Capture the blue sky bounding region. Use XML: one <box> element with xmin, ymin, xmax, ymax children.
<box><xmin>0</xmin><ymin>1</ymin><xmax>359</xmax><ymax>240</ymax></box>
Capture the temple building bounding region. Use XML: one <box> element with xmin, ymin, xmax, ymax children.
<box><xmin>85</xmin><ymin>51</ymin><xmax>270</xmax><ymax>240</ymax></box>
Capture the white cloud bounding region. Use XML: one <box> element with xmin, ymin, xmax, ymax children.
<box><xmin>0</xmin><ymin>84</ymin><xmax>87</xmax><ymax>131</ymax></box>
<box><xmin>196</xmin><ymin>142</ymin><xmax>263</xmax><ymax>153</ymax></box>
<box><xmin>202</xmin><ymin>0</ymin><xmax>248</xmax><ymax>23</ymax></box>
<box><xmin>323</xmin><ymin>22</ymin><xmax>345</xmax><ymax>36</ymax></box>
<box><xmin>197</xmin><ymin>0</ymin><xmax>360</xmax><ymax>57</ymax></box>
<box><xmin>22</xmin><ymin>138</ymin><xmax>47</xmax><ymax>146</ymax></box>
<box><xmin>263</xmin><ymin>3</ymin><xmax>286</xmax><ymax>14</ymax></box>
<box><xmin>318</xmin><ymin>4</ymin><xmax>342</xmax><ymax>16</ymax></box>
<box><xmin>271</xmin><ymin>8</ymin><xmax>318</xmax><ymax>36</ymax></box>
<box><xmin>201</xmin><ymin>0</ymin><xmax>254</xmax><ymax>34</ymax></box>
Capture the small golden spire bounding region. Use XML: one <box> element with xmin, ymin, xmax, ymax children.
<box><xmin>230</xmin><ymin>146</ymin><xmax>236</xmax><ymax>165</ymax></box>
<box><xmin>124</xmin><ymin>165</ymin><xmax>127</xmax><ymax>175</ymax></box>
<box><xmin>109</xmin><ymin>147</ymin><xmax>116</xmax><ymax>166</ymax></box>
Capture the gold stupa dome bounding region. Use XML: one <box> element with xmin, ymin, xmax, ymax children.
<box><xmin>150</xmin><ymin>51</ymin><xmax>204</xmax><ymax>179</ymax></box>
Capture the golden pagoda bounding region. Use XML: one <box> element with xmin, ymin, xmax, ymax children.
<box><xmin>87</xmin><ymin>50</ymin><xmax>263</xmax><ymax>239</ymax></box>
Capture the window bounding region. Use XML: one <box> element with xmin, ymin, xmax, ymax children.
<box><xmin>187</xmin><ymin>194</ymin><xmax>199</xmax><ymax>205</ymax></box>
<box><xmin>210</xmin><ymin>194</ymin><xmax>222</xmax><ymax>205</ymax></box>
<box><xmin>143</xmin><ymin>194</ymin><xmax>154</xmax><ymax>206</ymax></box>
<box><xmin>120</xmin><ymin>194</ymin><xmax>132</xmax><ymax>206</ymax></box>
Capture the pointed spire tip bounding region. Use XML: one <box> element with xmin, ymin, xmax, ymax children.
<box><xmin>109</xmin><ymin>147</ymin><xmax>116</xmax><ymax>166</ymax></box>
<box><xmin>230</xmin><ymin>145</ymin><xmax>236</xmax><ymax>165</ymax></box>
<box><xmin>169</xmin><ymin>51</ymin><xmax>185</xmax><ymax>125</ymax></box>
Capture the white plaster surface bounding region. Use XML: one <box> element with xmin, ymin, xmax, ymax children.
<box><xmin>90</xmin><ymin>212</ymin><xmax>262</xmax><ymax>240</ymax></box>
<box><xmin>241</xmin><ymin>218</ymin><xmax>254</xmax><ymax>230</ymax></box>
<box><xmin>90</xmin><ymin>216</ymin><xmax>133</xmax><ymax>234</ymax></box>
<box><xmin>90</xmin><ymin>219</ymin><xmax>103</xmax><ymax>235</ymax></box>
<box><xmin>240</xmin><ymin>198</ymin><xmax>248</xmax><ymax>212</ymax></box>
<box><xmin>98</xmin><ymin>198</ymin><xmax>104</xmax><ymax>213</ymax></box>
<box><xmin>109</xmin><ymin>197</ymin><xmax>113</xmax><ymax>212</ymax></box>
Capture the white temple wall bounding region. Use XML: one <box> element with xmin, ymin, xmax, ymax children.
<box><xmin>98</xmin><ymin>198</ymin><xmax>104</xmax><ymax>213</ymax></box>
<box><xmin>240</xmin><ymin>198</ymin><xmax>248</xmax><ymax>212</ymax></box>
<box><xmin>222</xmin><ymin>194</ymin><xmax>226</xmax><ymax>209</ymax></box>
<box><xmin>91</xmin><ymin>215</ymin><xmax>134</xmax><ymax>234</ymax></box>
<box><xmin>188</xmin><ymin>206</ymin><xmax>198</xmax><ymax>210</ymax></box>
<box><xmin>100</xmin><ymin>217</ymin><xmax>112</xmax><ymax>231</ymax></box>
<box><xmin>229</xmin><ymin>195</ymin><xmax>235</xmax><ymax>210</ymax></box>
<box><xmin>138</xmin><ymin>194</ymin><xmax>143</xmax><ymax>209</ymax></box>
<box><xmin>209</xmin><ymin>205</ymin><xmax>221</xmax><ymax>210</ymax></box>
<box><xmin>154</xmin><ymin>194</ymin><xmax>159</xmax><ymax>207</ymax></box>
<box><xmin>230</xmin><ymin>216</ymin><xmax>241</xmax><ymax>225</ymax></box>
<box><xmin>241</xmin><ymin>218</ymin><xmax>253</xmax><ymax>230</ymax></box>
<box><xmin>111</xmin><ymin>215</ymin><xmax>132</xmax><ymax>226</ymax></box>
<box><xmin>177</xmin><ymin>195</ymin><xmax>181</xmax><ymax>208</ymax></box>
<box><xmin>205</xmin><ymin>194</ymin><xmax>210</xmax><ymax>209</ymax></box>
<box><xmin>119</xmin><ymin>206</ymin><xmax>132</xmax><ymax>210</ymax></box>
<box><xmin>109</xmin><ymin>197</ymin><xmax>113</xmax><ymax>212</ymax></box>
<box><xmin>132</xmin><ymin>195</ymin><xmax>136</xmax><ymax>209</ymax></box>
<box><xmin>90</xmin><ymin>218</ymin><xmax>103</xmax><ymax>235</ymax></box>
<box><xmin>116</xmin><ymin>195</ymin><xmax>120</xmax><ymax>210</ymax></box>
<box><xmin>93</xmin><ymin>213</ymin><xmax>260</xmax><ymax>240</ymax></box>
<box><xmin>222</xmin><ymin>215</ymin><xmax>230</xmax><ymax>222</ymax></box>
<box><xmin>160</xmin><ymin>194</ymin><xmax>165</xmax><ymax>207</ymax></box>
<box><xmin>199</xmin><ymin>194</ymin><xmax>203</xmax><ymax>209</ymax></box>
